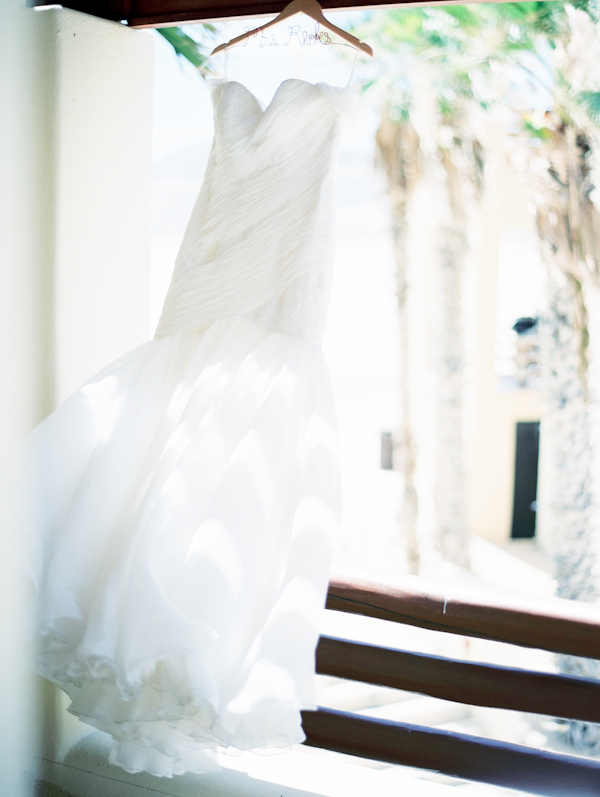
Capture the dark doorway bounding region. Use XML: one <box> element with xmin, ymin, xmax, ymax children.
<box><xmin>511</xmin><ymin>421</ymin><xmax>540</xmax><ymax>539</ymax></box>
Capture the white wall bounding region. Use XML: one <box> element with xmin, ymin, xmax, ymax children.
<box><xmin>44</xmin><ymin>8</ymin><xmax>154</xmax><ymax>403</ymax></box>
<box><xmin>0</xmin><ymin>2</ymin><xmax>52</xmax><ymax>793</ymax></box>
<box><xmin>0</xmin><ymin>4</ymin><xmax>154</xmax><ymax>792</ymax></box>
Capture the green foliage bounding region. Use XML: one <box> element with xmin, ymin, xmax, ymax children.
<box><xmin>579</xmin><ymin>91</ymin><xmax>600</xmax><ymax>124</ymax></box>
<box><xmin>157</xmin><ymin>26</ymin><xmax>216</xmax><ymax>74</ymax></box>
<box><xmin>490</xmin><ymin>3</ymin><xmax>564</xmax><ymax>40</ymax></box>
<box><xmin>442</xmin><ymin>5</ymin><xmax>481</xmax><ymax>32</ymax></box>
<box><xmin>521</xmin><ymin>116</ymin><xmax>554</xmax><ymax>142</ymax></box>
<box><xmin>390</xmin><ymin>93</ymin><xmax>412</xmax><ymax>123</ymax></box>
<box><xmin>357</xmin><ymin>2</ymin><xmax>600</xmax><ymax>126</ymax></box>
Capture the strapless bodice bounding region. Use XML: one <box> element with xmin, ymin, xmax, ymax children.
<box><xmin>155</xmin><ymin>79</ymin><xmax>356</xmax><ymax>342</ymax></box>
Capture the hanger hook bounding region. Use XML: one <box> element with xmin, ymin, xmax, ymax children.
<box><xmin>347</xmin><ymin>41</ymin><xmax>361</xmax><ymax>87</ymax></box>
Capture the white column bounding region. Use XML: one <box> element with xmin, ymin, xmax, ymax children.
<box><xmin>0</xmin><ymin>2</ymin><xmax>52</xmax><ymax>793</ymax></box>
<box><xmin>0</xmin><ymin>5</ymin><xmax>154</xmax><ymax>793</ymax></box>
<box><xmin>42</xmin><ymin>7</ymin><xmax>154</xmax><ymax>403</ymax></box>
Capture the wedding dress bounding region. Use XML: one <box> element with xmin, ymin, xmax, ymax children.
<box><xmin>25</xmin><ymin>77</ymin><xmax>355</xmax><ymax>778</ymax></box>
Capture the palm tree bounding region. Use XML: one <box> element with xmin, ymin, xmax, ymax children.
<box><xmin>483</xmin><ymin>4</ymin><xmax>600</xmax><ymax>615</ymax></box>
<box><xmin>364</xmin><ymin>7</ymin><xmax>486</xmax><ymax>570</ymax></box>
<box><xmin>375</xmin><ymin>106</ymin><xmax>421</xmax><ymax>573</ymax></box>
<box><xmin>362</xmin><ymin>0</ymin><xmax>600</xmax><ymax>751</ymax></box>
<box><xmin>433</xmin><ymin>104</ymin><xmax>483</xmax><ymax>569</ymax></box>
<box><xmin>497</xmin><ymin>4</ymin><xmax>600</xmax><ymax>750</ymax></box>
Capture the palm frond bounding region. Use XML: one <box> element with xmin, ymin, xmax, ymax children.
<box><xmin>157</xmin><ymin>26</ymin><xmax>216</xmax><ymax>74</ymax></box>
<box><xmin>579</xmin><ymin>91</ymin><xmax>600</xmax><ymax>126</ymax></box>
<box><xmin>521</xmin><ymin>116</ymin><xmax>553</xmax><ymax>142</ymax></box>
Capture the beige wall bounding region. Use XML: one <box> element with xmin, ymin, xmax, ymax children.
<box><xmin>466</xmin><ymin>132</ymin><xmax>542</xmax><ymax>545</ymax></box>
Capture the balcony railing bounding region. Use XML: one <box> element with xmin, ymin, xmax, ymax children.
<box><xmin>301</xmin><ymin>573</ymin><xmax>600</xmax><ymax>797</ymax></box>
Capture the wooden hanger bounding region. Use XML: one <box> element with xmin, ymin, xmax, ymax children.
<box><xmin>211</xmin><ymin>0</ymin><xmax>373</xmax><ymax>58</ymax></box>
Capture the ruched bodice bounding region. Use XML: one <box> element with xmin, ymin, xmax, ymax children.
<box><xmin>155</xmin><ymin>80</ymin><xmax>354</xmax><ymax>341</ymax></box>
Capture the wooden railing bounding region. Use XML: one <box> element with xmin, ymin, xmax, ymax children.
<box><xmin>301</xmin><ymin>574</ymin><xmax>600</xmax><ymax>797</ymax></box>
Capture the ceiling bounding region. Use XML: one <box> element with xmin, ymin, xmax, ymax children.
<box><xmin>38</xmin><ymin>0</ymin><xmax>451</xmax><ymax>28</ymax></box>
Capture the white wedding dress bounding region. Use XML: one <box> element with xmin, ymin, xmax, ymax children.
<box><xmin>25</xmin><ymin>78</ymin><xmax>354</xmax><ymax>778</ymax></box>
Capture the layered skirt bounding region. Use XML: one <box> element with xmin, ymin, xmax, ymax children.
<box><xmin>25</xmin><ymin>315</ymin><xmax>340</xmax><ymax>777</ymax></box>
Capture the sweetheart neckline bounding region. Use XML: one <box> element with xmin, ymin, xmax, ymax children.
<box><xmin>209</xmin><ymin>77</ymin><xmax>355</xmax><ymax>116</ymax></box>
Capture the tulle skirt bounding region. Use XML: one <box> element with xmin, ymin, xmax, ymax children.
<box><xmin>24</xmin><ymin>315</ymin><xmax>340</xmax><ymax>777</ymax></box>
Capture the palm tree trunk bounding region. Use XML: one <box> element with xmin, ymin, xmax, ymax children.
<box><xmin>432</xmin><ymin>133</ymin><xmax>482</xmax><ymax>568</ymax></box>
<box><xmin>396</xmin><ymin>217</ymin><xmax>420</xmax><ymax>575</ymax></box>
<box><xmin>540</xmin><ymin>263</ymin><xmax>600</xmax><ymax>752</ymax></box>
<box><xmin>377</xmin><ymin>113</ymin><xmax>421</xmax><ymax>574</ymax></box>
<box><xmin>434</xmin><ymin>224</ymin><xmax>470</xmax><ymax>568</ymax></box>
<box><xmin>531</xmin><ymin>118</ymin><xmax>600</xmax><ymax>752</ymax></box>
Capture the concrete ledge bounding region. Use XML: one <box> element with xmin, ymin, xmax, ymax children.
<box><xmin>33</xmin><ymin>729</ymin><xmax>461</xmax><ymax>797</ymax></box>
